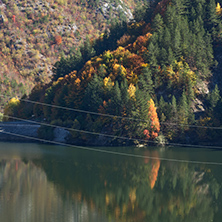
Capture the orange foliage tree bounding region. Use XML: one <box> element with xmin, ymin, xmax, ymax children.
<box><xmin>12</xmin><ymin>15</ymin><xmax>16</xmax><ymax>23</ymax></box>
<box><xmin>54</xmin><ymin>35</ymin><xmax>62</xmax><ymax>45</ymax></box>
<box><xmin>144</xmin><ymin>99</ymin><xmax>160</xmax><ymax>139</ymax></box>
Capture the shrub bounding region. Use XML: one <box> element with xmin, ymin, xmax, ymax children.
<box><xmin>0</xmin><ymin>113</ymin><xmax>3</xmax><ymax>122</ymax></box>
<box><xmin>37</xmin><ymin>125</ymin><xmax>54</xmax><ymax>140</ymax></box>
<box><xmin>3</xmin><ymin>97</ymin><xmax>20</xmax><ymax>121</ymax></box>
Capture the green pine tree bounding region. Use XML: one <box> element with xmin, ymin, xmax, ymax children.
<box><xmin>168</xmin><ymin>47</ymin><xmax>175</xmax><ymax>65</ymax></box>
<box><xmin>82</xmin><ymin>74</ymin><xmax>103</xmax><ymax>112</ymax></box>
<box><xmin>152</xmin><ymin>14</ymin><xmax>164</xmax><ymax>32</ymax></box>
<box><xmin>208</xmin><ymin>84</ymin><xmax>220</xmax><ymax>111</ymax></box>
<box><xmin>173</xmin><ymin>26</ymin><xmax>182</xmax><ymax>58</ymax></box>
<box><xmin>138</xmin><ymin>67</ymin><xmax>154</xmax><ymax>95</ymax></box>
<box><xmin>178</xmin><ymin>90</ymin><xmax>189</xmax><ymax>131</ymax></box>
<box><xmin>146</xmin><ymin>41</ymin><xmax>158</xmax><ymax>68</ymax></box>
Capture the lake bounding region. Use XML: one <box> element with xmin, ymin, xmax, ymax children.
<box><xmin>0</xmin><ymin>142</ymin><xmax>222</xmax><ymax>222</ymax></box>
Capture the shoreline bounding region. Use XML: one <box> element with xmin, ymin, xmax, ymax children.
<box><xmin>0</xmin><ymin>121</ymin><xmax>69</xmax><ymax>144</ymax></box>
<box><xmin>1</xmin><ymin>121</ymin><xmax>222</xmax><ymax>149</ymax></box>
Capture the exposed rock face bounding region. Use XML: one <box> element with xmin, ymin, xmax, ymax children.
<box><xmin>97</xmin><ymin>0</ymin><xmax>133</xmax><ymax>21</ymax></box>
<box><xmin>54</xmin><ymin>127</ymin><xmax>69</xmax><ymax>143</ymax></box>
<box><xmin>0</xmin><ymin>121</ymin><xmax>115</xmax><ymax>145</ymax></box>
<box><xmin>0</xmin><ymin>121</ymin><xmax>70</xmax><ymax>143</ymax></box>
<box><xmin>0</xmin><ymin>14</ymin><xmax>4</xmax><ymax>23</ymax></box>
<box><xmin>0</xmin><ymin>122</ymin><xmax>40</xmax><ymax>142</ymax></box>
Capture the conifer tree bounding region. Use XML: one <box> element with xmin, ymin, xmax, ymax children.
<box><xmin>133</xmin><ymin>2</ymin><xmax>148</xmax><ymax>22</ymax></box>
<box><xmin>127</xmin><ymin>88</ymin><xmax>149</xmax><ymax>138</ymax></box>
<box><xmin>178</xmin><ymin>90</ymin><xmax>189</xmax><ymax>131</ymax></box>
<box><xmin>135</xmin><ymin>89</ymin><xmax>150</xmax><ymax>120</ymax></box>
<box><xmin>190</xmin><ymin>7</ymin><xmax>197</xmax><ymax>21</ymax></box>
<box><xmin>172</xmin><ymin>0</ymin><xmax>187</xmax><ymax>15</ymax></box>
<box><xmin>165</xmin><ymin>4</ymin><xmax>177</xmax><ymax>32</ymax></box>
<box><xmin>205</xmin><ymin>0</ymin><xmax>218</xmax><ymax>35</ymax></box>
<box><xmin>81</xmin><ymin>36</ymin><xmax>96</xmax><ymax>63</ymax></box>
<box><xmin>158</xmin><ymin>96</ymin><xmax>166</xmax><ymax>117</ymax></box>
<box><xmin>152</xmin><ymin>14</ymin><xmax>164</xmax><ymax>33</ymax></box>
<box><xmin>138</xmin><ymin>67</ymin><xmax>154</xmax><ymax>96</ymax></box>
<box><xmin>173</xmin><ymin>26</ymin><xmax>182</xmax><ymax>58</ymax></box>
<box><xmin>120</xmin><ymin>79</ymin><xmax>130</xmax><ymax>107</ymax></box>
<box><xmin>146</xmin><ymin>42</ymin><xmax>158</xmax><ymax>68</ymax></box>
<box><xmin>167</xmin><ymin>47</ymin><xmax>175</xmax><ymax>65</ymax></box>
<box><xmin>163</xmin><ymin>27</ymin><xmax>171</xmax><ymax>49</ymax></box>
<box><xmin>171</xmin><ymin>95</ymin><xmax>178</xmax><ymax>118</ymax></box>
<box><xmin>82</xmin><ymin>74</ymin><xmax>103</xmax><ymax>112</ymax></box>
<box><xmin>53</xmin><ymin>48</ymin><xmax>83</xmax><ymax>81</ymax></box>
<box><xmin>208</xmin><ymin>84</ymin><xmax>220</xmax><ymax>111</ymax></box>
<box><xmin>159</xmin><ymin>47</ymin><xmax>168</xmax><ymax>66</ymax></box>
<box><xmin>110</xmin><ymin>81</ymin><xmax>122</xmax><ymax>115</ymax></box>
<box><xmin>196</xmin><ymin>2</ymin><xmax>204</xmax><ymax>17</ymax></box>
<box><xmin>187</xmin><ymin>79</ymin><xmax>194</xmax><ymax>106</ymax></box>
<box><xmin>98</xmin><ymin>65</ymin><xmax>106</xmax><ymax>78</ymax></box>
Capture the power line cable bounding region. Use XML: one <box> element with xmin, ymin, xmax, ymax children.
<box><xmin>0</xmin><ymin>94</ymin><xmax>221</xmax><ymax>130</ymax></box>
<box><xmin>2</xmin><ymin>114</ymin><xmax>222</xmax><ymax>150</ymax></box>
<box><xmin>2</xmin><ymin>114</ymin><xmax>152</xmax><ymax>144</ymax></box>
<box><xmin>0</xmin><ymin>129</ymin><xmax>222</xmax><ymax>166</ymax></box>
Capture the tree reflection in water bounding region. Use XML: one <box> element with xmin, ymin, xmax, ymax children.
<box><xmin>0</xmin><ymin>158</ymin><xmax>110</xmax><ymax>222</ymax></box>
<box><xmin>0</xmin><ymin>146</ymin><xmax>220</xmax><ymax>222</ymax></box>
<box><xmin>33</xmin><ymin>148</ymin><xmax>220</xmax><ymax>222</ymax></box>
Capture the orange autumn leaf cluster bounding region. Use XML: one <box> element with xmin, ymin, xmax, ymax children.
<box><xmin>54</xmin><ymin>35</ymin><xmax>62</xmax><ymax>45</ymax></box>
<box><xmin>77</xmin><ymin>46</ymin><xmax>147</xmax><ymax>88</ymax></box>
<box><xmin>12</xmin><ymin>15</ymin><xmax>16</xmax><ymax>23</ymax></box>
<box><xmin>117</xmin><ymin>34</ymin><xmax>132</xmax><ymax>47</ymax></box>
<box><xmin>126</xmin><ymin>33</ymin><xmax>152</xmax><ymax>56</ymax></box>
<box><xmin>144</xmin><ymin>99</ymin><xmax>160</xmax><ymax>139</ymax></box>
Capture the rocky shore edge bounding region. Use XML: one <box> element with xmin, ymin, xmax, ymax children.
<box><xmin>0</xmin><ymin>121</ymin><xmax>69</xmax><ymax>143</ymax></box>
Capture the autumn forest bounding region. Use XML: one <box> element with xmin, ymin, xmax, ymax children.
<box><xmin>2</xmin><ymin>0</ymin><xmax>222</xmax><ymax>146</ymax></box>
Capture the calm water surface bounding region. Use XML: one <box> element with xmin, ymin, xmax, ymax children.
<box><xmin>0</xmin><ymin>142</ymin><xmax>222</xmax><ymax>222</ymax></box>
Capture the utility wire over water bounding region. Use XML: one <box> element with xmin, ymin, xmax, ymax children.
<box><xmin>1</xmin><ymin>95</ymin><xmax>222</xmax><ymax>165</ymax></box>
<box><xmin>1</xmin><ymin>94</ymin><xmax>222</xmax><ymax>129</ymax></box>
<box><xmin>0</xmin><ymin>119</ymin><xmax>222</xmax><ymax>166</ymax></box>
<box><xmin>1</xmin><ymin>129</ymin><xmax>222</xmax><ymax>166</ymax></box>
<box><xmin>2</xmin><ymin>114</ymin><xmax>222</xmax><ymax>150</ymax></box>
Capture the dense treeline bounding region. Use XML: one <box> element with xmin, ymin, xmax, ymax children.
<box><xmin>5</xmin><ymin>0</ymin><xmax>222</xmax><ymax>146</ymax></box>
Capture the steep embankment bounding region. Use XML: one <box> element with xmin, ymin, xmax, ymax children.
<box><xmin>0</xmin><ymin>0</ymin><xmax>139</xmax><ymax>109</ymax></box>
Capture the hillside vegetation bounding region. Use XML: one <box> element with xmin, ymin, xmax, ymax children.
<box><xmin>0</xmin><ymin>0</ymin><xmax>140</xmax><ymax>109</ymax></box>
<box><xmin>4</xmin><ymin>0</ymin><xmax>222</xmax><ymax>146</ymax></box>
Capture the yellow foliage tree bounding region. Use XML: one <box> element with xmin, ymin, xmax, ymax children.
<box><xmin>216</xmin><ymin>3</ymin><xmax>222</xmax><ymax>15</ymax></box>
<box><xmin>3</xmin><ymin>97</ymin><xmax>20</xmax><ymax>121</ymax></box>
<box><xmin>165</xmin><ymin>60</ymin><xmax>196</xmax><ymax>88</ymax></box>
<box><xmin>103</xmin><ymin>76</ymin><xmax>114</xmax><ymax>88</ymax></box>
<box><xmin>112</xmin><ymin>64</ymin><xmax>127</xmax><ymax>76</ymax></box>
<box><xmin>128</xmin><ymin>83</ymin><xmax>136</xmax><ymax>98</ymax></box>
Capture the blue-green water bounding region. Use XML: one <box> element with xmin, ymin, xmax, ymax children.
<box><xmin>0</xmin><ymin>142</ymin><xmax>222</xmax><ymax>222</ymax></box>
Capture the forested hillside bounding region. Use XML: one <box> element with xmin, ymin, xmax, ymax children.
<box><xmin>4</xmin><ymin>0</ymin><xmax>222</xmax><ymax>146</ymax></box>
<box><xmin>0</xmin><ymin>0</ymin><xmax>140</xmax><ymax>109</ymax></box>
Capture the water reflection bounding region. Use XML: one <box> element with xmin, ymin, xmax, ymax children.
<box><xmin>0</xmin><ymin>144</ymin><xmax>221</xmax><ymax>222</ymax></box>
<box><xmin>0</xmin><ymin>154</ymin><xmax>111</xmax><ymax>221</ymax></box>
